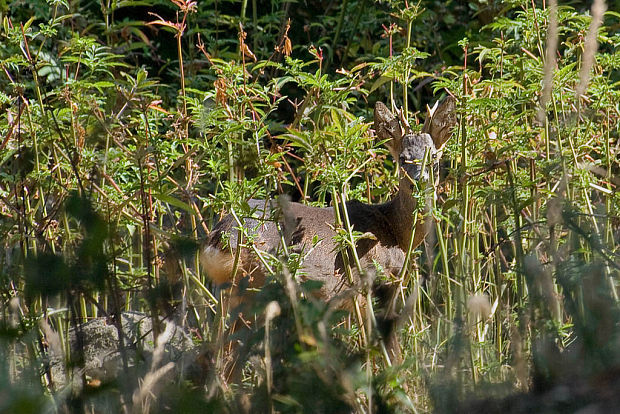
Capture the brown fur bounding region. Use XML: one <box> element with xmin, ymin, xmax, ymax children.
<box><xmin>200</xmin><ymin>246</ymin><xmax>236</xmax><ymax>286</ymax></box>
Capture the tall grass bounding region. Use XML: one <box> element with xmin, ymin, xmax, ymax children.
<box><xmin>0</xmin><ymin>0</ymin><xmax>618</xmax><ymax>412</ymax></box>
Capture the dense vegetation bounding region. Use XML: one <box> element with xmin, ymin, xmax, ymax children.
<box><xmin>0</xmin><ymin>0</ymin><xmax>619</xmax><ymax>412</ymax></box>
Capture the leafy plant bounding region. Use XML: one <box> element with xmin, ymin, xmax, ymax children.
<box><xmin>0</xmin><ymin>0</ymin><xmax>618</xmax><ymax>412</ymax></box>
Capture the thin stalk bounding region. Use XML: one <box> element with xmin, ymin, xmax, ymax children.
<box><xmin>23</xmin><ymin>102</ymin><xmax>53</xmax><ymax>249</ymax></box>
<box><xmin>240</xmin><ymin>0</ymin><xmax>247</xmax><ymax>22</ymax></box>
<box><xmin>265</xmin><ymin>313</ymin><xmax>275</xmax><ymax>414</ymax></box>
<box><xmin>491</xmin><ymin>206</ymin><xmax>503</xmax><ymax>359</ymax></box>
<box><xmin>302</xmin><ymin>173</ymin><xmax>310</xmax><ymax>203</ymax></box>
<box><xmin>176</xmin><ymin>33</ymin><xmax>187</xmax><ymax>121</ymax></box>
<box><xmin>252</xmin><ymin>0</ymin><xmax>257</xmax><ymax>51</ymax></box>
<box><xmin>551</xmin><ymin>96</ymin><xmax>570</xmax><ymax>194</ymax></box>
<box><xmin>330</xmin><ymin>0</ymin><xmax>348</xmax><ymax>67</ymax></box>
<box><xmin>603</xmin><ymin>104</ymin><xmax>618</xmax><ymax>299</ymax></box>
<box><xmin>187</xmin><ymin>266</ymin><xmax>219</xmax><ymax>309</ymax></box>
<box><xmin>458</xmin><ymin>45</ymin><xmax>470</xmax><ymax>295</ymax></box>
<box><xmin>228</xmin><ymin>209</ymin><xmax>247</xmax><ymax>282</ymax></box>
<box><xmin>402</xmin><ymin>17</ymin><xmax>413</xmax><ymax>116</ymax></box>
<box><xmin>332</xmin><ymin>189</ymin><xmax>367</xmax><ymax>346</ymax></box>
<box><xmin>435</xmin><ymin>219</ymin><xmax>452</xmax><ymax>320</ymax></box>
<box><xmin>458</xmin><ymin>118</ymin><xmax>469</xmax><ymax>286</ymax></box>
<box><xmin>341</xmin><ymin>0</ymin><xmax>367</xmax><ymax>67</ymax></box>
<box><xmin>137</xmin><ymin>150</ymin><xmax>158</xmax><ymax>337</ymax></box>
<box><xmin>506</xmin><ymin>161</ymin><xmax>525</xmax><ymax>308</ymax></box>
<box><xmin>338</xmin><ymin>186</ymin><xmax>365</xmax><ymax>275</ymax></box>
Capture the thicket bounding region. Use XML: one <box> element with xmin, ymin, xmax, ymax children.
<box><xmin>0</xmin><ymin>0</ymin><xmax>618</xmax><ymax>412</ymax></box>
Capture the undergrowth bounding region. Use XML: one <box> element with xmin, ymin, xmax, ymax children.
<box><xmin>0</xmin><ymin>0</ymin><xmax>618</xmax><ymax>413</ymax></box>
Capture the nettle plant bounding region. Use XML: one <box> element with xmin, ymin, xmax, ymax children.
<box><xmin>192</xmin><ymin>51</ymin><xmax>392</xmax><ymax>210</ymax></box>
<box><xmin>0</xmin><ymin>0</ymin><xmax>197</xmax><ymax>326</ymax></box>
<box><xmin>0</xmin><ymin>0</ymin><xmax>618</xmax><ymax>412</ymax></box>
<box><xmin>421</xmin><ymin>1</ymin><xmax>620</xmax><ymax>395</ymax></box>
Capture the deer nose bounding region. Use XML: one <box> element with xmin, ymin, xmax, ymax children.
<box><xmin>401</xmin><ymin>159</ymin><xmax>428</xmax><ymax>181</ymax></box>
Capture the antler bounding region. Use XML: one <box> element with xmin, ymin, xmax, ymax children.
<box><xmin>374</xmin><ymin>102</ymin><xmax>404</xmax><ymax>161</ymax></box>
<box><xmin>422</xmin><ymin>96</ymin><xmax>458</xmax><ymax>149</ymax></box>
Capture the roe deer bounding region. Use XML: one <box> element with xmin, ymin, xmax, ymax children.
<box><xmin>201</xmin><ymin>97</ymin><xmax>456</xmax><ymax>362</ymax></box>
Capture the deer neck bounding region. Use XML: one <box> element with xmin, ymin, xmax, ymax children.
<box><xmin>382</xmin><ymin>182</ymin><xmax>419</xmax><ymax>252</ymax></box>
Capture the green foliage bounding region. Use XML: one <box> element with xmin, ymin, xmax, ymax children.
<box><xmin>0</xmin><ymin>0</ymin><xmax>618</xmax><ymax>412</ymax></box>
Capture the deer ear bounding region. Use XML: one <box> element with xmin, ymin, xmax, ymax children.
<box><xmin>374</xmin><ymin>102</ymin><xmax>404</xmax><ymax>161</ymax></box>
<box><xmin>422</xmin><ymin>96</ymin><xmax>457</xmax><ymax>150</ymax></box>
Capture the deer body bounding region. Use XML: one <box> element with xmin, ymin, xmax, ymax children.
<box><xmin>202</xmin><ymin>190</ymin><xmax>423</xmax><ymax>307</ymax></box>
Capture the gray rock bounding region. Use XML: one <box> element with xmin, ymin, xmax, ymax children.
<box><xmin>50</xmin><ymin>311</ymin><xmax>196</xmax><ymax>390</ymax></box>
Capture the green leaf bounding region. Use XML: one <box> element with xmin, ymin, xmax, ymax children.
<box><xmin>154</xmin><ymin>192</ymin><xmax>195</xmax><ymax>214</ymax></box>
<box><xmin>370</xmin><ymin>75</ymin><xmax>393</xmax><ymax>93</ymax></box>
